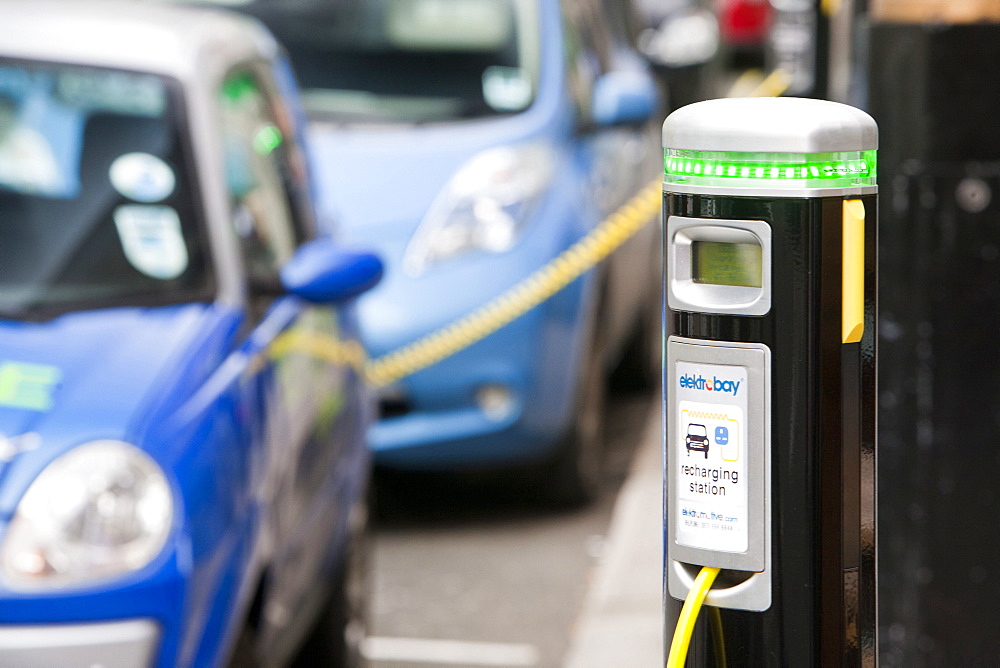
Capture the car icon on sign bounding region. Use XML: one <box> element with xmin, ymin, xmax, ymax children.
<box><xmin>686</xmin><ymin>423</ymin><xmax>710</xmax><ymax>458</ymax></box>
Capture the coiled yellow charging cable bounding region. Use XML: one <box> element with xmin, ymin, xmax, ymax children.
<box><xmin>265</xmin><ymin>178</ymin><xmax>661</xmax><ymax>388</ymax></box>
<box><xmin>667</xmin><ymin>566</ymin><xmax>720</xmax><ymax>668</ymax></box>
<box><xmin>364</xmin><ymin>178</ymin><xmax>662</xmax><ymax>388</ymax></box>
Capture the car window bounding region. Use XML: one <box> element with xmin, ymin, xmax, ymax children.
<box><xmin>561</xmin><ymin>0</ymin><xmax>612</xmax><ymax>122</ymax></box>
<box><xmin>219</xmin><ymin>70</ymin><xmax>300</xmax><ymax>286</ymax></box>
<box><xmin>211</xmin><ymin>0</ymin><xmax>542</xmax><ymax>124</ymax></box>
<box><xmin>0</xmin><ymin>59</ymin><xmax>211</xmax><ymax>319</ymax></box>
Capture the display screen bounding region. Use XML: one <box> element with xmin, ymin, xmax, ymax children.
<box><xmin>692</xmin><ymin>241</ymin><xmax>762</xmax><ymax>288</ymax></box>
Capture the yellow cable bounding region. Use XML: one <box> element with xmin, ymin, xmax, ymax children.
<box><xmin>667</xmin><ymin>566</ymin><xmax>720</xmax><ymax>668</ymax></box>
<box><xmin>708</xmin><ymin>606</ymin><xmax>727</xmax><ymax>668</ymax></box>
<box><xmin>748</xmin><ymin>69</ymin><xmax>791</xmax><ymax>98</ymax></box>
<box><xmin>362</xmin><ymin>178</ymin><xmax>662</xmax><ymax>388</ymax></box>
<box><xmin>265</xmin><ymin>179</ymin><xmax>661</xmax><ymax>388</ymax></box>
<box><xmin>724</xmin><ymin>68</ymin><xmax>764</xmax><ymax>98</ymax></box>
<box><xmin>275</xmin><ymin>64</ymin><xmax>787</xmax><ymax>388</ymax></box>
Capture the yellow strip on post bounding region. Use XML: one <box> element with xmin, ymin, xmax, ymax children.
<box><xmin>842</xmin><ymin>199</ymin><xmax>865</xmax><ymax>343</ymax></box>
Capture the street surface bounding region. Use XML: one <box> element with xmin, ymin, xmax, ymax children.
<box><xmin>366</xmin><ymin>387</ymin><xmax>657</xmax><ymax>668</ymax></box>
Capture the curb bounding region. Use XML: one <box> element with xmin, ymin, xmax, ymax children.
<box><xmin>564</xmin><ymin>402</ymin><xmax>664</xmax><ymax>667</ymax></box>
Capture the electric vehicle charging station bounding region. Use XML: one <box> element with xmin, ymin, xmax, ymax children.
<box><xmin>662</xmin><ymin>97</ymin><xmax>878</xmax><ymax>666</ymax></box>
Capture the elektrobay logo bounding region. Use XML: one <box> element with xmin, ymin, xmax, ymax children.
<box><xmin>678</xmin><ymin>373</ymin><xmax>741</xmax><ymax>396</ymax></box>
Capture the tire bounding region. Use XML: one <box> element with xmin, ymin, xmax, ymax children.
<box><xmin>540</xmin><ymin>326</ymin><xmax>607</xmax><ymax>508</ymax></box>
<box><xmin>293</xmin><ymin>501</ymin><xmax>371</xmax><ymax>668</ymax></box>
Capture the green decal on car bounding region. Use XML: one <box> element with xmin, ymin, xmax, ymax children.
<box><xmin>0</xmin><ymin>361</ymin><xmax>62</xmax><ymax>411</ymax></box>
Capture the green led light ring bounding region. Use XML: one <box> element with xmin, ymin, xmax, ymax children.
<box><xmin>663</xmin><ymin>149</ymin><xmax>877</xmax><ymax>189</ymax></box>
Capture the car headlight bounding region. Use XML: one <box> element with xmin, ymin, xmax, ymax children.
<box><xmin>403</xmin><ymin>142</ymin><xmax>557</xmax><ymax>276</ymax></box>
<box><xmin>1</xmin><ymin>440</ymin><xmax>173</xmax><ymax>590</ymax></box>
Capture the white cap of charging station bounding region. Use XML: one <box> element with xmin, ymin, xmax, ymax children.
<box><xmin>662</xmin><ymin>97</ymin><xmax>878</xmax><ymax>196</ymax></box>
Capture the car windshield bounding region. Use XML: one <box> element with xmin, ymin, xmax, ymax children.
<box><xmin>0</xmin><ymin>59</ymin><xmax>210</xmax><ymax>319</ymax></box>
<box><xmin>233</xmin><ymin>0</ymin><xmax>542</xmax><ymax>123</ymax></box>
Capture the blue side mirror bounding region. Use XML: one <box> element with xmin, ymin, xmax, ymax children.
<box><xmin>591</xmin><ymin>70</ymin><xmax>659</xmax><ymax>127</ymax></box>
<box><xmin>280</xmin><ymin>238</ymin><xmax>383</xmax><ymax>303</ymax></box>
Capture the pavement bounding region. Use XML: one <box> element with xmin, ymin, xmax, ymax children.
<box><xmin>563</xmin><ymin>402</ymin><xmax>664</xmax><ymax>668</ymax></box>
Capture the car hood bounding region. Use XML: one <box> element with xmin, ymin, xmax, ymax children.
<box><xmin>0</xmin><ymin>303</ymin><xmax>232</xmax><ymax>514</ymax></box>
<box><xmin>308</xmin><ymin>118</ymin><xmax>556</xmax><ymax>250</ymax></box>
<box><xmin>309</xmin><ymin>123</ymin><xmax>477</xmax><ymax>242</ymax></box>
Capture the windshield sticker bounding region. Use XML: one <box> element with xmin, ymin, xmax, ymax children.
<box><xmin>114</xmin><ymin>205</ymin><xmax>189</xmax><ymax>280</ymax></box>
<box><xmin>0</xmin><ymin>361</ymin><xmax>61</xmax><ymax>412</ymax></box>
<box><xmin>109</xmin><ymin>152</ymin><xmax>175</xmax><ymax>202</ymax></box>
<box><xmin>482</xmin><ymin>66</ymin><xmax>532</xmax><ymax>112</ymax></box>
<box><xmin>0</xmin><ymin>94</ymin><xmax>68</xmax><ymax>198</ymax></box>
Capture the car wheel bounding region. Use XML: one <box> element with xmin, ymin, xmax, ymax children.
<box><xmin>541</xmin><ymin>326</ymin><xmax>607</xmax><ymax>508</ymax></box>
<box><xmin>293</xmin><ymin>501</ymin><xmax>370</xmax><ymax>668</ymax></box>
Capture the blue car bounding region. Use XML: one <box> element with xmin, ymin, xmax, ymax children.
<box><xmin>219</xmin><ymin>0</ymin><xmax>663</xmax><ymax>505</ymax></box>
<box><xmin>0</xmin><ymin>3</ymin><xmax>381</xmax><ymax>666</ymax></box>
